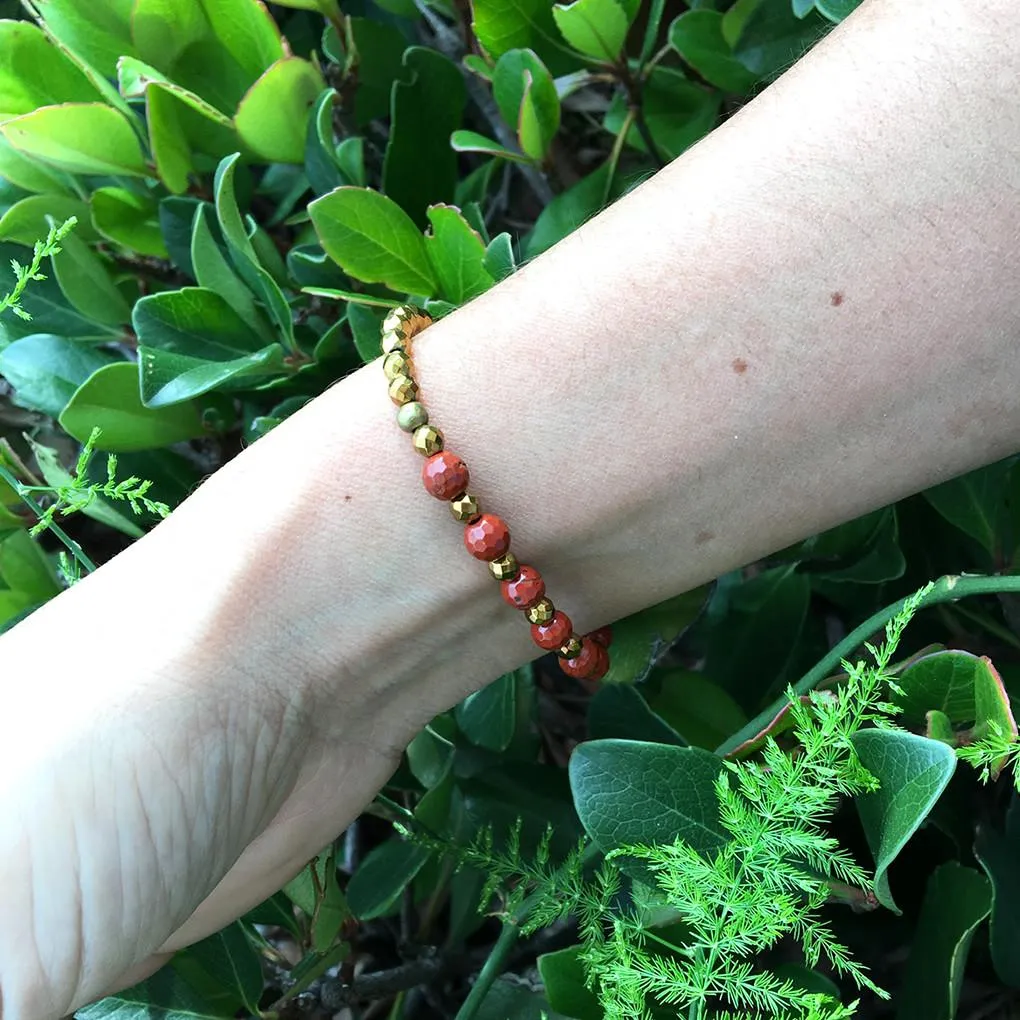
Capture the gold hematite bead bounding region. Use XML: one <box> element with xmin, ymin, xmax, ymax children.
<box><xmin>381</xmin><ymin>306</ymin><xmax>431</xmax><ymax>355</ymax></box>
<box><xmin>488</xmin><ymin>552</ymin><xmax>518</xmax><ymax>579</ymax></box>
<box><xmin>451</xmin><ymin>492</ymin><xmax>481</xmax><ymax>523</ymax></box>
<box><xmin>397</xmin><ymin>401</ymin><xmax>428</xmax><ymax>433</ymax></box>
<box><xmin>388</xmin><ymin>374</ymin><xmax>418</xmax><ymax>405</ymax></box>
<box><xmin>382</xmin><ymin>350</ymin><xmax>411</xmax><ymax>381</ymax></box>
<box><xmin>526</xmin><ymin>598</ymin><xmax>555</xmax><ymax>625</ymax></box>
<box><xmin>412</xmin><ymin>424</ymin><xmax>444</xmax><ymax>455</ymax></box>
<box><xmin>558</xmin><ymin>634</ymin><xmax>583</xmax><ymax>658</ymax></box>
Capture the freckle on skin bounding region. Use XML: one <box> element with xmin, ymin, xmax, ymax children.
<box><xmin>732</xmin><ymin>358</ymin><xmax>748</xmax><ymax>375</ymax></box>
<box><xmin>696</xmin><ymin>530</ymin><xmax>715</xmax><ymax>545</ymax></box>
<box><xmin>344</xmin><ymin>494</ymin><xmax>352</xmax><ymax>502</ymax></box>
<box><xmin>830</xmin><ymin>291</ymin><xmax>844</xmax><ymax>306</ymax></box>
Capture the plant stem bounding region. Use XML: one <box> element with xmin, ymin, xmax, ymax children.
<box><xmin>716</xmin><ymin>572</ymin><xmax>1020</xmax><ymax>756</ymax></box>
<box><xmin>453</xmin><ymin>921</ymin><xmax>520</xmax><ymax>1020</ymax></box>
<box><xmin>0</xmin><ymin>464</ymin><xmax>97</xmax><ymax>574</ymax></box>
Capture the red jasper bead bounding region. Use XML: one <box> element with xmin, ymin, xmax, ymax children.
<box><xmin>501</xmin><ymin>565</ymin><xmax>545</xmax><ymax>610</ymax></box>
<box><xmin>464</xmin><ymin>514</ymin><xmax>511</xmax><ymax>561</ymax></box>
<box><xmin>560</xmin><ymin>637</ymin><xmax>601</xmax><ymax>679</ymax></box>
<box><xmin>532</xmin><ymin>611</ymin><xmax>573</xmax><ymax>651</ymax></box>
<box><xmin>588</xmin><ymin>626</ymin><xmax>613</xmax><ymax>647</ymax></box>
<box><xmin>587</xmin><ymin>644</ymin><xmax>610</xmax><ymax>681</ymax></box>
<box><xmin>422</xmin><ymin>451</ymin><xmax>469</xmax><ymax>500</ymax></box>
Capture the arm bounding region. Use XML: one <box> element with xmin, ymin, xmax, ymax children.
<box><xmin>3</xmin><ymin>0</ymin><xmax>1019</xmax><ymax>1014</ymax></box>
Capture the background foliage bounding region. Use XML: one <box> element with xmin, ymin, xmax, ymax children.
<box><xmin>2</xmin><ymin>0</ymin><xmax>1020</xmax><ymax>1017</ymax></box>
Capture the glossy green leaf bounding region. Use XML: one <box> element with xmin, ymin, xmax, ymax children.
<box><xmin>30</xmin><ymin>0</ymin><xmax>136</xmax><ymax>79</ymax></box>
<box><xmin>0</xmin><ymin>135</ymin><xmax>75</xmax><ymax>195</ymax></box>
<box><xmin>456</xmin><ymin>671</ymin><xmax>518</xmax><ymax>752</ymax></box>
<box><xmin>77</xmin><ymin>963</ymin><xmax>222</xmax><ymax>1020</ymax></box>
<box><xmin>407</xmin><ymin>724</ymin><xmax>455</xmax><ymax>788</ymax></box>
<box><xmin>816</xmin><ymin>0</ymin><xmax>862</xmax><ymax>22</ymax></box>
<box><xmin>272</xmin><ymin>0</ymin><xmax>341</xmax><ymax>14</ymax></box>
<box><xmin>335</xmin><ymin>137</ymin><xmax>366</xmax><ymax>188</ymax></box>
<box><xmin>0</xmin><ymin>529</ymin><xmax>60</xmax><ymax>618</ymax></box>
<box><xmin>647</xmin><ymin>669</ymin><xmax>748</xmax><ymax>750</ymax></box>
<box><xmin>284</xmin><ymin>847</ymin><xmax>351</xmax><ymax>952</ymax></box>
<box><xmin>0</xmin><ymin>333</ymin><xmax>113</xmax><ymax>417</ymax></box>
<box><xmin>450</xmin><ymin>129</ymin><xmax>531</xmax><ymax>164</ymax></box>
<box><xmin>348</xmin><ymin>19</ymin><xmax>407</xmax><ymax>126</ymax></box>
<box><xmin>537</xmin><ymin>945</ymin><xmax>602</xmax><ymax>1020</ymax></box>
<box><xmin>0</xmin><ymin>104</ymin><xmax>148</xmax><ymax>177</ymax></box>
<box><xmin>423</xmin><ymin>203</ymin><xmax>494</xmax><ymax>304</ymax></box>
<box><xmin>171</xmin><ymin>922</ymin><xmax>263</xmax><ymax>1016</ymax></box>
<box><xmin>731</xmin><ymin>0</ymin><xmax>830</xmax><ymax>80</ymax></box>
<box><xmin>472</xmin><ymin>0</ymin><xmax>559</xmax><ymax>62</ymax></box>
<box><xmin>139</xmin><ymin>344</ymin><xmax>285</xmax><ymax>407</ymax></box>
<box><xmin>310</xmin><ymin>186</ymin><xmax>436</xmax><ymax>295</ymax></box>
<box><xmin>60</xmin><ymin>363</ymin><xmax>203</xmax><ymax>451</ymax></box>
<box><xmin>669</xmin><ymin>10</ymin><xmax>760</xmax><ymax>92</ymax></box>
<box><xmin>975</xmin><ymin>803</ymin><xmax>1020</xmax><ymax>987</ymax></box>
<box><xmin>242</xmin><ymin>891</ymin><xmax>301</xmax><ymax>939</ymax></box>
<box><xmin>0</xmin><ymin>20</ymin><xmax>104</xmax><ymax>121</ymax></box>
<box><xmin>0</xmin><ymin>194</ymin><xmax>95</xmax><ymax>246</ymax></box>
<box><xmin>91</xmin><ymin>187</ymin><xmax>167</xmax><ymax>258</ymax></box>
<box><xmin>305</xmin><ymin>89</ymin><xmax>342</xmax><ymax>195</ymax></box>
<box><xmin>384</xmin><ymin>48</ymin><xmax>466</xmax><ymax>227</ymax></box>
<box><xmin>525</xmin><ymin>164</ymin><xmax>609</xmax><ymax>258</ymax></box>
<box><xmin>923</xmin><ymin>458</ymin><xmax>1015</xmax><ymax>559</ymax></box>
<box><xmin>130</xmin><ymin>0</ymin><xmax>207</xmax><ymax>69</ymax></box>
<box><xmin>236</xmin><ymin>57</ymin><xmax>324</xmax><ymax>164</ymax></box>
<box><xmin>198</xmin><ymin>0</ymin><xmax>285</xmax><ymax>84</ymax></box>
<box><xmin>896</xmin><ymin>863</ymin><xmax>992</xmax><ymax>1020</ymax></box>
<box><xmin>50</xmin><ymin>224</ymin><xmax>131</xmax><ymax>326</ymax></box>
<box><xmin>345</xmin><ymin>302</ymin><xmax>383</xmax><ymax>363</ymax></box>
<box><xmin>587</xmin><ymin>683</ymin><xmax>685</xmax><ymax>745</ymax></box>
<box><xmin>569</xmin><ymin>739</ymin><xmax>726</xmax><ymax>855</ymax></box>
<box><xmin>853</xmin><ymin>728</ymin><xmax>957</xmax><ymax>912</ymax></box>
<box><xmin>346</xmin><ymin>838</ymin><xmax>432</xmax><ymax>919</ymax></box>
<box><xmin>483</xmin><ymin>232</ymin><xmax>516</xmax><ymax>281</ymax></box>
<box><xmin>492</xmin><ymin>49</ymin><xmax>560</xmax><ymax>160</ymax></box>
<box><xmin>601</xmin><ymin>588</ymin><xmax>708</xmax><ymax>686</ymax></box>
<box><xmin>552</xmin><ymin>0</ymin><xmax>629</xmax><ymax>60</ymax></box>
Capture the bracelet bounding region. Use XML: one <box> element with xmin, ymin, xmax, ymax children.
<box><xmin>380</xmin><ymin>305</ymin><xmax>612</xmax><ymax>682</ymax></box>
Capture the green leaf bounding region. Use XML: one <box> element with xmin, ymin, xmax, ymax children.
<box><xmin>923</xmin><ymin>458</ymin><xmax>1015</xmax><ymax>559</ymax></box>
<box><xmin>0</xmin><ymin>529</ymin><xmax>61</xmax><ymax>622</ymax></box>
<box><xmin>91</xmin><ymin>187</ymin><xmax>168</xmax><ymax>258</ymax></box>
<box><xmin>483</xmin><ymin>232</ymin><xmax>516</xmax><ymax>281</ymax></box>
<box><xmin>130</xmin><ymin>0</ymin><xmax>208</xmax><ymax>69</ymax></box>
<box><xmin>552</xmin><ymin>0</ymin><xmax>629</xmax><ymax>60</ymax></box>
<box><xmin>525</xmin><ymin>163</ymin><xmax>609</xmax><ymax>258</ymax></box>
<box><xmin>895</xmin><ymin>863</ymin><xmax>992</xmax><ymax>1020</ymax></box>
<box><xmin>283</xmin><ymin>848</ymin><xmax>352</xmax><ymax>952</ymax></box>
<box><xmin>669</xmin><ymin>10</ymin><xmax>760</xmax><ymax>92</ymax></box>
<box><xmin>272</xmin><ymin>0</ymin><xmax>341</xmax><ymax>14</ymax></box>
<box><xmin>816</xmin><ymin>0</ymin><xmax>862</xmax><ymax>22</ymax></box>
<box><xmin>537</xmin><ymin>945</ymin><xmax>603</xmax><ymax>1020</ymax></box>
<box><xmin>731</xmin><ymin>0</ymin><xmax>830</xmax><ymax>80</ymax></box>
<box><xmin>587</xmin><ymin>683</ymin><xmax>685</xmax><ymax>745</ymax></box>
<box><xmin>171</xmin><ymin>922</ymin><xmax>264</xmax><ymax>1017</ymax></box>
<box><xmin>197</xmin><ymin>0</ymin><xmax>285</xmax><ymax>84</ymax></box>
<box><xmin>236</xmin><ymin>57</ymin><xmax>325</xmax><ymax>164</ymax></box>
<box><xmin>346</xmin><ymin>838</ymin><xmax>432</xmax><ymax>919</ymax></box>
<box><xmin>305</xmin><ymin>89</ymin><xmax>343</xmax><ymax>196</ymax></box>
<box><xmin>348</xmin><ymin>19</ymin><xmax>407</xmax><ymax>127</ymax></box>
<box><xmin>456</xmin><ymin>671</ymin><xmax>518</xmax><ymax>752</ymax></box>
<box><xmin>646</xmin><ymin>668</ymin><xmax>748</xmax><ymax>750</ymax></box>
<box><xmin>474</xmin><ymin>977</ymin><xmax>570</xmax><ymax>1020</ymax></box>
<box><xmin>0</xmin><ymin>20</ymin><xmax>105</xmax><ymax>121</ymax></box>
<box><xmin>0</xmin><ymin>194</ymin><xmax>95</xmax><ymax>246</ymax></box>
<box><xmin>0</xmin><ymin>135</ymin><xmax>75</xmax><ymax>195</ymax></box>
<box><xmin>336</xmin><ymin>137</ymin><xmax>366</xmax><ymax>187</ymax></box>
<box><xmin>346</xmin><ymin>302</ymin><xmax>383</xmax><ymax>363</ymax></box>
<box><xmin>159</xmin><ymin>196</ymin><xmax>203</xmax><ymax>277</ymax></box>
<box><xmin>310</xmin><ymin>186</ymin><xmax>436</xmax><ymax>295</ymax></box>
<box><xmin>76</xmin><ymin>963</ymin><xmax>223</xmax><ymax>1020</ymax></box>
<box><xmin>472</xmin><ymin>0</ymin><xmax>560</xmax><ymax>62</ymax></box>
<box><xmin>853</xmin><ymin>728</ymin><xmax>957</xmax><ymax>913</ymax></box>
<box><xmin>569</xmin><ymin>739</ymin><xmax>726</xmax><ymax>855</ymax></box>
<box><xmin>384</xmin><ymin>48</ymin><xmax>466</xmax><ymax>227</ymax></box>
<box><xmin>242</xmin><ymin>891</ymin><xmax>301</xmax><ymax>939</ymax></box>
<box><xmin>139</xmin><ymin>344</ymin><xmax>285</xmax><ymax>407</ymax></box>
<box><xmin>0</xmin><ymin>333</ymin><xmax>113</xmax><ymax>417</ymax></box>
<box><xmin>59</xmin><ymin>363</ymin><xmax>204</xmax><ymax>452</ymax></box>
<box><xmin>30</xmin><ymin>0</ymin><xmax>136</xmax><ymax>79</ymax></box>
<box><xmin>492</xmin><ymin>49</ymin><xmax>560</xmax><ymax>160</ymax></box>
<box><xmin>599</xmin><ymin>588</ymin><xmax>707</xmax><ymax>686</ymax></box>
<box><xmin>50</xmin><ymin>224</ymin><xmax>131</xmax><ymax>326</ymax></box>
<box><xmin>975</xmin><ymin>805</ymin><xmax>1020</xmax><ymax>987</ymax></box>
<box><xmin>424</xmin><ymin>204</ymin><xmax>495</xmax><ymax>304</ymax></box>
<box><xmin>0</xmin><ymin>104</ymin><xmax>148</xmax><ymax>177</ymax></box>
<box><xmin>450</xmin><ymin>129</ymin><xmax>532</xmax><ymax>165</ymax></box>
<box><xmin>407</xmin><ymin>724</ymin><xmax>456</xmax><ymax>788</ymax></box>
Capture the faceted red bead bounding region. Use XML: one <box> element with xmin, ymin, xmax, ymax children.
<box><xmin>588</xmin><ymin>626</ymin><xmax>613</xmax><ymax>648</ymax></box>
<box><xmin>501</xmin><ymin>564</ymin><xmax>545</xmax><ymax>610</ymax></box>
<box><xmin>531</xmin><ymin>611</ymin><xmax>573</xmax><ymax>651</ymax></box>
<box><xmin>560</xmin><ymin>637</ymin><xmax>601</xmax><ymax>679</ymax></box>
<box><xmin>587</xmin><ymin>644</ymin><xmax>610</xmax><ymax>681</ymax></box>
<box><xmin>463</xmin><ymin>514</ymin><xmax>511</xmax><ymax>561</ymax></box>
<box><xmin>422</xmin><ymin>451</ymin><xmax>469</xmax><ymax>501</ymax></box>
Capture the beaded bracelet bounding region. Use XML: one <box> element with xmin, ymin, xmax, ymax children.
<box><xmin>380</xmin><ymin>305</ymin><xmax>612</xmax><ymax>682</ymax></box>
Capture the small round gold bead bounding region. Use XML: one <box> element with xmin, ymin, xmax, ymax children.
<box><xmin>381</xmin><ymin>328</ymin><xmax>407</xmax><ymax>356</ymax></box>
<box><xmin>382</xmin><ymin>306</ymin><xmax>431</xmax><ymax>354</ymax></box>
<box><xmin>451</xmin><ymin>492</ymin><xmax>481</xmax><ymax>523</ymax></box>
<box><xmin>558</xmin><ymin>634</ymin><xmax>583</xmax><ymax>658</ymax></box>
<box><xmin>488</xmin><ymin>552</ymin><xmax>519</xmax><ymax>580</ymax></box>
<box><xmin>397</xmin><ymin>401</ymin><xmax>428</xmax><ymax>433</ymax></box>
<box><xmin>526</xmin><ymin>598</ymin><xmax>555</xmax><ymax>625</ymax></box>
<box><xmin>382</xmin><ymin>350</ymin><xmax>411</xmax><ymax>381</ymax></box>
<box><xmin>412</xmin><ymin>424</ymin><xmax>444</xmax><ymax>455</ymax></box>
<box><xmin>388</xmin><ymin>374</ymin><xmax>418</xmax><ymax>405</ymax></box>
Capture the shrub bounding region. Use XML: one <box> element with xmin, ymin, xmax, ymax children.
<box><xmin>2</xmin><ymin>1</ymin><xmax>1020</xmax><ymax>1019</ymax></box>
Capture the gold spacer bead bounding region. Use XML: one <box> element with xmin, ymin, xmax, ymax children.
<box><xmin>488</xmin><ymin>552</ymin><xmax>519</xmax><ymax>580</ymax></box>
<box><xmin>412</xmin><ymin>424</ymin><xmax>443</xmax><ymax>455</ymax></box>
<box><xmin>388</xmin><ymin>374</ymin><xmax>418</xmax><ymax>405</ymax></box>
<box><xmin>558</xmin><ymin>634</ymin><xmax>583</xmax><ymax>658</ymax></box>
<box><xmin>451</xmin><ymin>492</ymin><xmax>481</xmax><ymax>523</ymax></box>
<box><xmin>383</xmin><ymin>350</ymin><xmax>411</xmax><ymax>381</ymax></box>
<box><xmin>526</xmin><ymin>598</ymin><xmax>555</xmax><ymax>625</ymax></box>
<box><xmin>397</xmin><ymin>401</ymin><xmax>428</xmax><ymax>433</ymax></box>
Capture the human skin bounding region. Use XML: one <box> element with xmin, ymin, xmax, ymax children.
<box><xmin>1</xmin><ymin>0</ymin><xmax>1019</xmax><ymax>1015</ymax></box>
